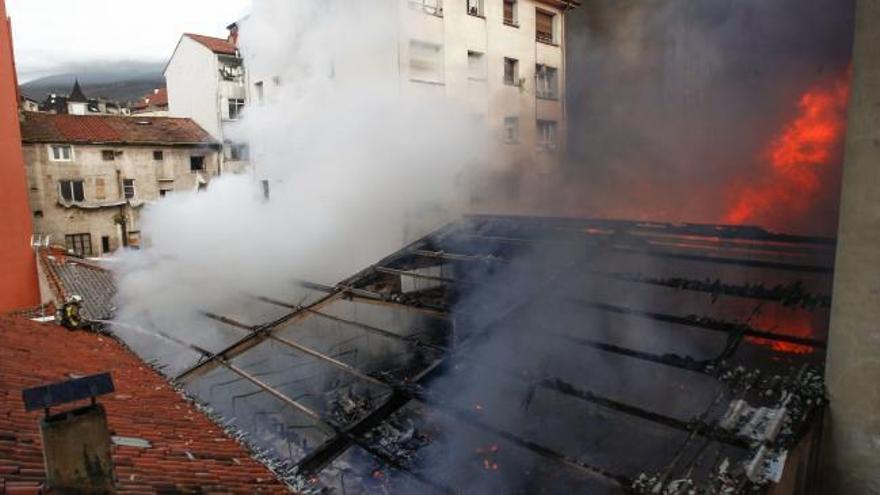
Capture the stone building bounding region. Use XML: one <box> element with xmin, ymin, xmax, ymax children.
<box><xmin>19</xmin><ymin>112</ymin><xmax>220</xmax><ymax>256</ymax></box>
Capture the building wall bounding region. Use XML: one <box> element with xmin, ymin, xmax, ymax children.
<box><xmin>824</xmin><ymin>0</ymin><xmax>880</xmax><ymax>492</ymax></box>
<box><xmin>166</xmin><ymin>37</ymin><xmax>223</xmax><ymax>139</ymax></box>
<box><xmin>0</xmin><ymin>0</ymin><xmax>39</xmax><ymax>310</ymax></box>
<box><xmin>241</xmin><ymin>0</ymin><xmax>571</xmax><ymax>189</ymax></box>
<box><xmin>23</xmin><ymin>142</ymin><xmax>220</xmax><ymax>256</ymax></box>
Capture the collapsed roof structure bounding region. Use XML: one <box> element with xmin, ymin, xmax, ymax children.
<box><xmin>135</xmin><ymin>214</ymin><xmax>832</xmax><ymax>494</ymax></box>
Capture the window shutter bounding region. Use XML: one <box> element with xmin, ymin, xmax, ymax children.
<box><xmin>536</xmin><ymin>10</ymin><xmax>554</xmax><ymax>41</ymax></box>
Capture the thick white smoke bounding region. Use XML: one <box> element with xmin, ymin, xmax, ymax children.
<box><xmin>112</xmin><ymin>0</ymin><xmax>486</xmax><ymax>368</ymax></box>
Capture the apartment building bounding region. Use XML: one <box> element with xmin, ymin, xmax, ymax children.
<box><xmin>243</xmin><ymin>0</ymin><xmax>578</xmax><ymax>188</ymax></box>
<box><xmin>19</xmin><ymin>112</ymin><xmax>220</xmax><ymax>256</ymax></box>
<box><xmin>165</xmin><ymin>33</ymin><xmax>249</xmax><ymax>173</ymax></box>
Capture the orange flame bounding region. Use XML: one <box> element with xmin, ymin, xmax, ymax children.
<box><xmin>725</xmin><ymin>74</ymin><xmax>850</xmax><ymax>225</ymax></box>
<box><xmin>744</xmin><ymin>311</ymin><xmax>816</xmax><ymax>354</ymax></box>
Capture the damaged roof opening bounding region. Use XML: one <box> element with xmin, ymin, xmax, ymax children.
<box><xmin>119</xmin><ymin>215</ymin><xmax>833</xmax><ymax>494</ymax></box>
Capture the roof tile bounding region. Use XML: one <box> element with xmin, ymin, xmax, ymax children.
<box><xmin>20</xmin><ymin>112</ymin><xmax>216</xmax><ymax>145</ymax></box>
<box><xmin>184</xmin><ymin>33</ymin><xmax>237</xmax><ymax>55</ymax></box>
<box><xmin>0</xmin><ymin>316</ymin><xmax>290</xmax><ymax>493</ymax></box>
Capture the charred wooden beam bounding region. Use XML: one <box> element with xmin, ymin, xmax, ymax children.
<box><xmin>204</xmin><ymin>310</ymin><xmax>392</xmax><ymax>389</ymax></box>
<box><xmin>435</xmin><ymin>404</ymin><xmax>631</xmax><ymax>488</ymax></box>
<box><xmin>552</xmin><ymin>334</ymin><xmax>710</xmax><ymax>373</ymax></box>
<box><xmin>175</xmin><ymin>292</ymin><xmax>342</xmax><ymax>383</ymax></box>
<box><xmin>294</xmin><ymin>278</ymin><xmax>451</xmax><ymax>320</ymax></box>
<box><xmin>449</xmin><ymin>234</ymin><xmax>833</xmax><ymax>273</ymax></box>
<box><xmin>305</xmin><ymin>308</ymin><xmax>447</xmax><ymax>353</ymax></box>
<box><xmin>566</xmin><ymin>298</ymin><xmax>827</xmax><ymax>349</ymax></box>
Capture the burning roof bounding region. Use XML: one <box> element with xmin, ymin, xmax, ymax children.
<box><xmin>124</xmin><ymin>214</ymin><xmax>833</xmax><ymax>494</ymax></box>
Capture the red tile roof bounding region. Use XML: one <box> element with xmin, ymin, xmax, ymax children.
<box><xmin>0</xmin><ymin>316</ymin><xmax>291</xmax><ymax>494</ymax></box>
<box><xmin>133</xmin><ymin>88</ymin><xmax>168</xmax><ymax>110</ymax></box>
<box><xmin>19</xmin><ymin>112</ymin><xmax>216</xmax><ymax>146</ymax></box>
<box><xmin>185</xmin><ymin>33</ymin><xmax>237</xmax><ymax>55</ymax></box>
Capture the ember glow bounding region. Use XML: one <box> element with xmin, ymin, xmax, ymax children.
<box><xmin>725</xmin><ymin>74</ymin><xmax>850</xmax><ymax>227</ymax></box>
<box><xmin>746</xmin><ymin>311</ymin><xmax>817</xmax><ymax>355</ymax></box>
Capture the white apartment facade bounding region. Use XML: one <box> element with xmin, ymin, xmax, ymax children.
<box><xmin>165</xmin><ymin>33</ymin><xmax>250</xmax><ymax>173</ymax></box>
<box><xmin>242</xmin><ymin>0</ymin><xmax>578</xmax><ymax>191</ymax></box>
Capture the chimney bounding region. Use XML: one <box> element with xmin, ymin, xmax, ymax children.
<box><xmin>22</xmin><ymin>373</ymin><xmax>116</xmax><ymax>493</ymax></box>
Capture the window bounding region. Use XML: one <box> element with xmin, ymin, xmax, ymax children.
<box><xmin>536</xmin><ymin>64</ymin><xmax>559</xmax><ymax>99</ymax></box>
<box><xmin>503</xmin><ymin>0</ymin><xmax>518</xmax><ymax>26</ymax></box>
<box><xmin>408</xmin><ymin>0</ymin><xmax>443</xmax><ymax>16</ymax></box>
<box><xmin>95</xmin><ymin>178</ymin><xmax>106</xmax><ymax>200</ymax></box>
<box><xmin>228</xmin><ymin>143</ymin><xmax>249</xmax><ymax>161</ymax></box>
<box><xmin>101</xmin><ymin>236</ymin><xmax>111</xmax><ymax>254</ymax></box>
<box><xmin>536</xmin><ymin>9</ymin><xmax>555</xmax><ymax>44</ymax></box>
<box><xmin>190</xmin><ymin>156</ymin><xmax>205</xmax><ymax>171</ymax></box>
<box><xmin>159</xmin><ymin>189</ymin><xmax>172</xmax><ymax>198</ymax></box>
<box><xmin>153</xmin><ymin>150</ymin><xmax>164</xmax><ymax>161</ymax></box>
<box><xmin>128</xmin><ymin>231</ymin><xmax>141</xmax><ymax>249</ymax></box>
<box><xmin>537</xmin><ymin>120</ymin><xmax>558</xmax><ymax>150</ymax></box>
<box><xmin>467</xmin><ymin>50</ymin><xmax>486</xmax><ymax>80</ymax></box>
<box><xmin>504</xmin><ymin>117</ymin><xmax>520</xmax><ymax>144</ymax></box>
<box><xmin>467</xmin><ymin>0</ymin><xmax>483</xmax><ymax>16</ymax></box>
<box><xmin>101</xmin><ymin>150</ymin><xmax>115</xmax><ymax>161</ymax></box>
<box><xmin>123</xmin><ymin>179</ymin><xmax>135</xmax><ymax>199</ymax></box>
<box><xmin>255</xmin><ymin>81</ymin><xmax>264</xmax><ymax>104</ymax></box>
<box><xmin>409</xmin><ymin>40</ymin><xmax>444</xmax><ymax>83</ymax></box>
<box><xmin>33</xmin><ymin>210</ymin><xmax>43</xmax><ymax>218</ymax></box>
<box><xmin>49</xmin><ymin>145</ymin><xmax>73</xmax><ymax>162</ymax></box>
<box><xmin>227</xmin><ymin>98</ymin><xmax>245</xmax><ymax>120</ymax></box>
<box><xmin>65</xmin><ymin>233</ymin><xmax>93</xmax><ymax>256</ymax></box>
<box><xmin>504</xmin><ymin>57</ymin><xmax>519</xmax><ymax>86</ymax></box>
<box><xmin>59</xmin><ymin>180</ymin><xmax>85</xmax><ymax>202</ymax></box>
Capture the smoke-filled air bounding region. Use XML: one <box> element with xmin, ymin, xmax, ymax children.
<box><xmin>112</xmin><ymin>0</ymin><xmax>485</xmax><ymax>368</ymax></box>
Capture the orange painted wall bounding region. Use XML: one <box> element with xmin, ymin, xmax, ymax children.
<box><xmin>0</xmin><ymin>0</ymin><xmax>38</xmax><ymax>311</ymax></box>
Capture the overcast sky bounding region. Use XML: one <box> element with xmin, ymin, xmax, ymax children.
<box><xmin>6</xmin><ymin>0</ymin><xmax>252</xmax><ymax>82</ymax></box>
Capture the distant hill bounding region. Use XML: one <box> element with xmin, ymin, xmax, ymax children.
<box><xmin>20</xmin><ymin>61</ymin><xmax>165</xmax><ymax>104</ymax></box>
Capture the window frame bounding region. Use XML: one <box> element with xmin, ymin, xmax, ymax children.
<box><xmin>503</xmin><ymin>0</ymin><xmax>519</xmax><ymax>27</ymax></box>
<box><xmin>190</xmin><ymin>155</ymin><xmax>206</xmax><ymax>172</ymax></box>
<box><xmin>122</xmin><ymin>179</ymin><xmax>135</xmax><ymax>200</ymax></box>
<box><xmin>227</xmin><ymin>98</ymin><xmax>246</xmax><ymax>120</ymax></box>
<box><xmin>536</xmin><ymin>64</ymin><xmax>559</xmax><ymax>100</ymax></box>
<box><xmin>48</xmin><ymin>144</ymin><xmax>74</xmax><ymax>162</ymax></box>
<box><xmin>409</xmin><ymin>39</ymin><xmax>445</xmax><ymax>84</ymax></box>
<box><xmin>65</xmin><ymin>233</ymin><xmax>93</xmax><ymax>257</ymax></box>
<box><xmin>466</xmin><ymin>0</ymin><xmax>484</xmax><ymax>17</ymax></box>
<box><xmin>503</xmin><ymin>57</ymin><xmax>519</xmax><ymax>86</ymax></box>
<box><xmin>536</xmin><ymin>8</ymin><xmax>556</xmax><ymax>44</ymax></box>
<box><xmin>59</xmin><ymin>179</ymin><xmax>85</xmax><ymax>203</ymax></box>
<box><xmin>467</xmin><ymin>50</ymin><xmax>487</xmax><ymax>81</ymax></box>
<box><xmin>537</xmin><ymin>119</ymin><xmax>559</xmax><ymax>150</ymax></box>
<box><xmin>503</xmin><ymin>116</ymin><xmax>520</xmax><ymax>144</ymax></box>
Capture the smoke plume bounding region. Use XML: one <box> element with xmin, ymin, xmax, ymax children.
<box><xmin>112</xmin><ymin>0</ymin><xmax>485</xmax><ymax>370</ymax></box>
<box><xmin>558</xmin><ymin>0</ymin><xmax>855</xmax><ymax>236</ymax></box>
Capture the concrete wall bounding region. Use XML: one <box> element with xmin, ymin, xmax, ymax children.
<box><xmin>0</xmin><ymin>0</ymin><xmax>39</xmax><ymax>310</ymax></box>
<box><xmin>241</xmin><ymin>0</ymin><xmax>571</xmax><ymax>187</ymax></box>
<box><xmin>166</xmin><ymin>37</ymin><xmax>223</xmax><ymax>139</ymax></box>
<box><xmin>24</xmin><ymin>142</ymin><xmax>221</xmax><ymax>256</ymax></box>
<box><xmin>824</xmin><ymin>0</ymin><xmax>880</xmax><ymax>492</ymax></box>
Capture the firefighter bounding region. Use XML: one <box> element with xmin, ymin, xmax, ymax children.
<box><xmin>56</xmin><ymin>295</ymin><xmax>85</xmax><ymax>330</ymax></box>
